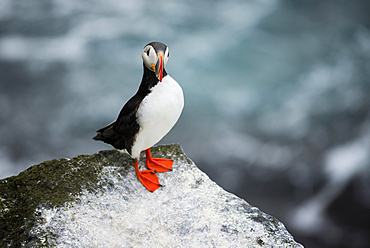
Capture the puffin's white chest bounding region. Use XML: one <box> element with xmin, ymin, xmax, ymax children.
<box><xmin>131</xmin><ymin>75</ymin><xmax>184</xmax><ymax>158</ymax></box>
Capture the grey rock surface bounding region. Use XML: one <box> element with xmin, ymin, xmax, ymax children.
<box><xmin>1</xmin><ymin>144</ymin><xmax>303</xmax><ymax>247</ymax></box>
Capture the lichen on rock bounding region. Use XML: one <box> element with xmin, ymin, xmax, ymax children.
<box><xmin>0</xmin><ymin>144</ymin><xmax>303</xmax><ymax>247</ymax></box>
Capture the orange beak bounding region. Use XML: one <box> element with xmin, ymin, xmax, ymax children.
<box><xmin>155</xmin><ymin>52</ymin><xmax>164</xmax><ymax>82</ymax></box>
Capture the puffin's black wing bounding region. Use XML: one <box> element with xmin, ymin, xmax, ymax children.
<box><xmin>93</xmin><ymin>93</ymin><xmax>143</xmax><ymax>153</ymax></box>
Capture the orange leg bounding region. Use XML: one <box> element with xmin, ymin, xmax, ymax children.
<box><xmin>145</xmin><ymin>148</ymin><xmax>173</xmax><ymax>173</ymax></box>
<box><xmin>134</xmin><ymin>161</ymin><xmax>162</xmax><ymax>192</ymax></box>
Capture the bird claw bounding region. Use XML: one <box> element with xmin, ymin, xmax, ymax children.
<box><xmin>134</xmin><ymin>162</ymin><xmax>161</xmax><ymax>192</ymax></box>
<box><xmin>145</xmin><ymin>149</ymin><xmax>173</xmax><ymax>172</ymax></box>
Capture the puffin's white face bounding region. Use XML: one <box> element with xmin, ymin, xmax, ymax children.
<box><xmin>142</xmin><ymin>45</ymin><xmax>170</xmax><ymax>70</ymax></box>
<box><xmin>142</xmin><ymin>45</ymin><xmax>170</xmax><ymax>82</ymax></box>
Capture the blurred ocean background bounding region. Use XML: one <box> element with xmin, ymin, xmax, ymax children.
<box><xmin>1</xmin><ymin>0</ymin><xmax>369</xmax><ymax>247</ymax></box>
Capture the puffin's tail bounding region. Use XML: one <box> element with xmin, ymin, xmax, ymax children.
<box><xmin>93</xmin><ymin>121</ymin><xmax>127</xmax><ymax>150</ymax></box>
<box><xmin>93</xmin><ymin>121</ymin><xmax>125</xmax><ymax>150</ymax></box>
<box><xmin>93</xmin><ymin>121</ymin><xmax>114</xmax><ymax>140</ymax></box>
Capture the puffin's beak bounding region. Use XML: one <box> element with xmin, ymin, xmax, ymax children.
<box><xmin>155</xmin><ymin>52</ymin><xmax>164</xmax><ymax>82</ymax></box>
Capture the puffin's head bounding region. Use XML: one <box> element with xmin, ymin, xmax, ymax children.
<box><xmin>142</xmin><ymin>42</ymin><xmax>170</xmax><ymax>82</ymax></box>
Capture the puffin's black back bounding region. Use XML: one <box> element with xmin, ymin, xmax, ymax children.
<box><xmin>93</xmin><ymin>65</ymin><xmax>167</xmax><ymax>155</ymax></box>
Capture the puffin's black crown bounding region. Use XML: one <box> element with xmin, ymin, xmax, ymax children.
<box><xmin>145</xmin><ymin>41</ymin><xmax>167</xmax><ymax>52</ymax></box>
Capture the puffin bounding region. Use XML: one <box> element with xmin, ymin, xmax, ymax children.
<box><xmin>93</xmin><ymin>42</ymin><xmax>184</xmax><ymax>192</ymax></box>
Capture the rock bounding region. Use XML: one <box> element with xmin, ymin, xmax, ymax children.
<box><xmin>0</xmin><ymin>144</ymin><xmax>303</xmax><ymax>247</ymax></box>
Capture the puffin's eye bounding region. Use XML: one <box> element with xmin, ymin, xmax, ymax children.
<box><xmin>167</xmin><ymin>52</ymin><xmax>170</xmax><ymax>57</ymax></box>
<box><xmin>146</xmin><ymin>48</ymin><xmax>150</xmax><ymax>56</ymax></box>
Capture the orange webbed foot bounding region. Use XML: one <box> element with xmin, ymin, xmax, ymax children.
<box><xmin>145</xmin><ymin>149</ymin><xmax>173</xmax><ymax>173</ymax></box>
<box><xmin>134</xmin><ymin>161</ymin><xmax>162</xmax><ymax>192</ymax></box>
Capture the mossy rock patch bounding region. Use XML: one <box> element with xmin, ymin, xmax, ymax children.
<box><xmin>0</xmin><ymin>144</ymin><xmax>185</xmax><ymax>247</ymax></box>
